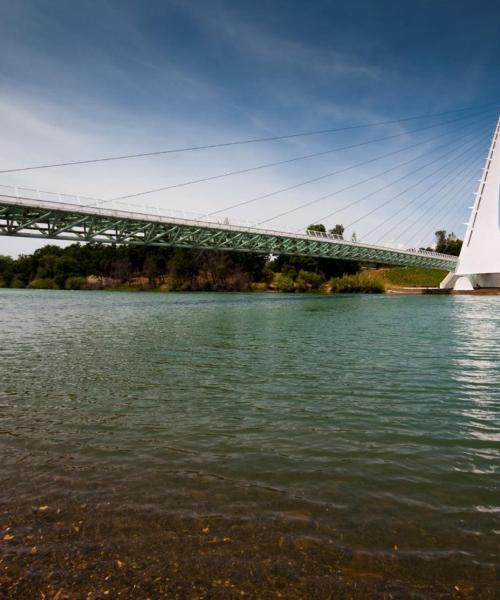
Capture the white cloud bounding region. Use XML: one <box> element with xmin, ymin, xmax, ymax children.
<box><xmin>0</xmin><ymin>1</ymin><xmax>484</xmax><ymax>256</ymax></box>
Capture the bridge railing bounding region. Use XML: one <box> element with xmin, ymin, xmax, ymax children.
<box><xmin>304</xmin><ymin>227</ymin><xmax>453</xmax><ymax>261</ymax></box>
<box><xmin>0</xmin><ymin>183</ymin><xmax>456</xmax><ymax>262</ymax></box>
<box><xmin>0</xmin><ymin>183</ymin><xmax>277</xmax><ymax>231</ymax></box>
<box><xmin>0</xmin><ymin>183</ymin><xmax>234</xmax><ymax>225</ymax></box>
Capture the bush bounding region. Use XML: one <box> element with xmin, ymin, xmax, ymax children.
<box><xmin>27</xmin><ymin>278</ymin><xmax>58</xmax><ymax>290</ymax></box>
<box><xmin>199</xmin><ymin>280</ymin><xmax>213</xmax><ymax>292</ymax></box>
<box><xmin>167</xmin><ymin>276</ymin><xmax>194</xmax><ymax>291</ymax></box>
<box><xmin>329</xmin><ymin>273</ymin><xmax>384</xmax><ymax>294</ymax></box>
<box><xmin>10</xmin><ymin>277</ymin><xmax>25</xmax><ymax>289</ymax></box>
<box><xmin>295</xmin><ymin>270</ymin><xmax>324</xmax><ymax>292</ymax></box>
<box><xmin>65</xmin><ymin>276</ymin><xmax>87</xmax><ymax>290</ymax></box>
<box><xmin>272</xmin><ymin>272</ymin><xmax>295</xmax><ymax>292</ymax></box>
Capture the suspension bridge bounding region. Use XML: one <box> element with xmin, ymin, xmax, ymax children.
<box><xmin>1</xmin><ymin>104</ymin><xmax>499</xmax><ymax>285</ymax></box>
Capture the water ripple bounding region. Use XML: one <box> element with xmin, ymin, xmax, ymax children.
<box><xmin>0</xmin><ymin>289</ymin><xmax>499</xmax><ymax>571</ymax></box>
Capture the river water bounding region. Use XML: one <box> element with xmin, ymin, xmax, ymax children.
<box><xmin>0</xmin><ymin>289</ymin><xmax>499</xmax><ymax>598</ymax></box>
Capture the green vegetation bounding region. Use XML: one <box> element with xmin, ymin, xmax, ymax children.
<box><xmin>306</xmin><ymin>223</ymin><xmax>326</xmax><ymax>233</ymax></box>
<box><xmin>0</xmin><ymin>237</ymin><xmax>361</xmax><ymax>293</ymax></box>
<box><xmin>295</xmin><ymin>269</ymin><xmax>323</xmax><ymax>291</ymax></box>
<box><xmin>329</xmin><ymin>273</ymin><xmax>385</xmax><ymax>293</ymax></box>
<box><xmin>0</xmin><ymin>225</ymin><xmax>459</xmax><ymax>294</ymax></box>
<box><xmin>27</xmin><ymin>277</ymin><xmax>58</xmax><ymax>290</ymax></box>
<box><xmin>0</xmin><ymin>244</ymin><xmax>271</xmax><ymax>292</ymax></box>
<box><xmin>269</xmin><ymin>251</ymin><xmax>359</xmax><ymax>292</ymax></box>
<box><xmin>434</xmin><ymin>230</ymin><xmax>462</xmax><ymax>256</ymax></box>
<box><xmin>307</xmin><ymin>223</ymin><xmax>345</xmax><ymax>238</ymax></box>
<box><xmin>272</xmin><ymin>272</ymin><xmax>295</xmax><ymax>292</ymax></box>
<box><xmin>65</xmin><ymin>276</ymin><xmax>87</xmax><ymax>290</ymax></box>
<box><xmin>382</xmin><ymin>267</ymin><xmax>448</xmax><ymax>287</ymax></box>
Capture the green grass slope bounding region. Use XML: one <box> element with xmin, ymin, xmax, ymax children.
<box><xmin>382</xmin><ymin>267</ymin><xmax>448</xmax><ymax>288</ymax></box>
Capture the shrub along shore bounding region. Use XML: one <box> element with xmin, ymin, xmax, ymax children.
<box><xmin>0</xmin><ymin>243</ymin><xmax>448</xmax><ymax>294</ymax></box>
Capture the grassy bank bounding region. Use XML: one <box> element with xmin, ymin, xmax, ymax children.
<box><xmin>375</xmin><ymin>267</ymin><xmax>448</xmax><ymax>288</ymax></box>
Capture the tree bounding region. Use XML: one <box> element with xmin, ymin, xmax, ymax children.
<box><xmin>329</xmin><ymin>224</ymin><xmax>344</xmax><ymax>239</ymax></box>
<box><xmin>272</xmin><ymin>272</ymin><xmax>294</xmax><ymax>292</ymax></box>
<box><xmin>0</xmin><ymin>240</ymin><xmax>361</xmax><ymax>291</ymax></box>
<box><xmin>271</xmin><ymin>254</ymin><xmax>359</xmax><ymax>280</ymax></box>
<box><xmin>0</xmin><ymin>256</ymin><xmax>14</xmax><ymax>286</ymax></box>
<box><xmin>435</xmin><ymin>230</ymin><xmax>446</xmax><ymax>248</ymax></box>
<box><xmin>54</xmin><ymin>255</ymin><xmax>81</xmax><ymax>287</ymax></box>
<box><xmin>295</xmin><ymin>270</ymin><xmax>323</xmax><ymax>291</ymax></box>
<box><xmin>168</xmin><ymin>248</ymin><xmax>197</xmax><ymax>278</ymax></box>
<box><xmin>307</xmin><ymin>223</ymin><xmax>326</xmax><ymax>233</ymax></box>
<box><xmin>143</xmin><ymin>255</ymin><xmax>161</xmax><ymax>285</ymax></box>
<box><xmin>435</xmin><ymin>230</ymin><xmax>462</xmax><ymax>256</ymax></box>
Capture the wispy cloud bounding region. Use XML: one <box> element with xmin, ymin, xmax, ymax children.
<box><xmin>0</xmin><ymin>0</ymin><xmax>495</xmax><ymax>256</ymax></box>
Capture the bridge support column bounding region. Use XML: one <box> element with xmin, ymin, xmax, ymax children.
<box><xmin>453</xmin><ymin>276</ymin><xmax>475</xmax><ymax>291</ymax></box>
<box><xmin>441</xmin><ymin>115</ymin><xmax>500</xmax><ymax>290</ymax></box>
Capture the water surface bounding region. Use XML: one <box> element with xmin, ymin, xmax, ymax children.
<box><xmin>0</xmin><ymin>290</ymin><xmax>499</xmax><ymax>598</ymax></box>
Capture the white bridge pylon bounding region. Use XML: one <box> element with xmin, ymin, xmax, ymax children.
<box><xmin>441</xmin><ymin>115</ymin><xmax>500</xmax><ymax>290</ymax></box>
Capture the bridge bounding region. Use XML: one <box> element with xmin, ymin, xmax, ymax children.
<box><xmin>3</xmin><ymin>106</ymin><xmax>500</xmax><ymax>282</ymax></box>
<box><xmin>0</xmin><ymin>188</ymin><xmax>457</xmax><ymax>270</ymax></box>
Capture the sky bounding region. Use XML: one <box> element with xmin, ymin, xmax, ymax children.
<box><xmin>1</xmin><ymin>0</ymin><xmax>499</xmax><ymax>256</ymax></box>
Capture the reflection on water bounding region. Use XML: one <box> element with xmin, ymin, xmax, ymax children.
<box><xmin>0</xmin><ymin>290</ymin><xmax>499</xmax><ymax>597</ymax></box>
<box><xmin>451</xmin><ymin>297</ymin><xmax>500</xmax><ymax>448</ymax></box>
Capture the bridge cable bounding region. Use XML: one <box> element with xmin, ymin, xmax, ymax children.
<box><xmin>202</xmin><ymin>111</ymin><xmax>495</xmax><ymax>218</ymax></box>
<box><xmin>390</xmin><ymin>147</ymin><xmax>487</xmax><ymax>245</ymax></box>
<box><xmin>447</xmin><ymin>189</ymin><xmax>481</xmax><ymax>235</ymax></box>
<box><xmin>342</xmin><ymin>131</ymin><xmax>491</xmax><ymax>233</ymax></box>
<box><xmin>401</xmin><ymin>160</ymin><xmax>485</xmax><ymax>247</ymax></box>
<box><xmin>368</xmin><ymin>140</ymin><xmax>487</xmax><ymax>244</ymax></box>
<box><xmin>366</xmin><ymin>143</ymin><xmax>484</xmax><ymax>242</ymax></box>
<box><xmin>372</xmin><ymin>162</ymin><xmax>483</xmax><ymax>247</ymax></box>
<box><xmin>254</xmin><ymin>120</ymin><xmax>491</xmax><ymax>226</ymax></box>
<box><xmin>405</xmin><ymin>190</ymin><xmax>476</xmax><ymax>248</ymax></box>
<box><xmin>412</xmin><ymin>186</ymin><xmax>478</xmax><ymax>248</ymax></box>
<box><xmin>311</xmin><ymin>129</ymin><xmax>490</xmax><ymax>230</ymax></box>
<box><xmin>447</xmin><ymin>210</ymin><xmax>474</xmax><ymax>242</ymax></box>
<box><xmin>0</xmin><ymin>102</ymin><xmax>498</xmax><ymax>175</ymax></box>
<box><xmin>107</xmin><ymin>108</ymin><xmax>496</xmax><ymax>204</ymax></box>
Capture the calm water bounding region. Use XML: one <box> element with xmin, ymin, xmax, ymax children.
<box><xmin>0</xmin><ymin>289</ymin><xmax>499</xmax><ymax>597</ymax></box>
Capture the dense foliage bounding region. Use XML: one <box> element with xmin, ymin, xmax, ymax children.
<box><xmin>434</xmin><ymin>230</ymin><xmax>462</xmax><ymax>256</ymax></box>
<box><xmin>329</xmin><ymin>273</ymin><xmax>385</xmax><ymax>293</ymax></box>
<box><xmin>0</xmin><ymin>225</ymin><xmax>459</xmax><ymax>293</ymax></box>
<box><xmin>0</xmin><ymin>241</ymin><xmax>360</xmax><ymax>292</ymax></box>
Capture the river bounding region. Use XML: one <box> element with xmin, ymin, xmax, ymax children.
<box><xmin>0</xmin><ymin>289</ymin><xmax>498</xmax><ymax>598</ymax></box>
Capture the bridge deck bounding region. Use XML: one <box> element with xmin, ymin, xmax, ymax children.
<box><xmin>0</xmin><ymin>195</ymin><xmax>458</xmax><ymax>270</ymax></box>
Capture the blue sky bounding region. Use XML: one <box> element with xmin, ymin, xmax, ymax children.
<box><xmin>1</xmin><ymin>0</ymin><xmax>499</xmax><ymax>255</ymax></box>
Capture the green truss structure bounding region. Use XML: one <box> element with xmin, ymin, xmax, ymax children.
<box><xmin>0</xmin><ymin>195</ymin><xmax>458</xmax><ymax>271</ymax></box>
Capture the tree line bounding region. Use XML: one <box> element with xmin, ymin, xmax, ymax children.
<box><xmin>0</xmin><ymin>227</ymin><xmax>461</xmax><ymax>292</ymax></box>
